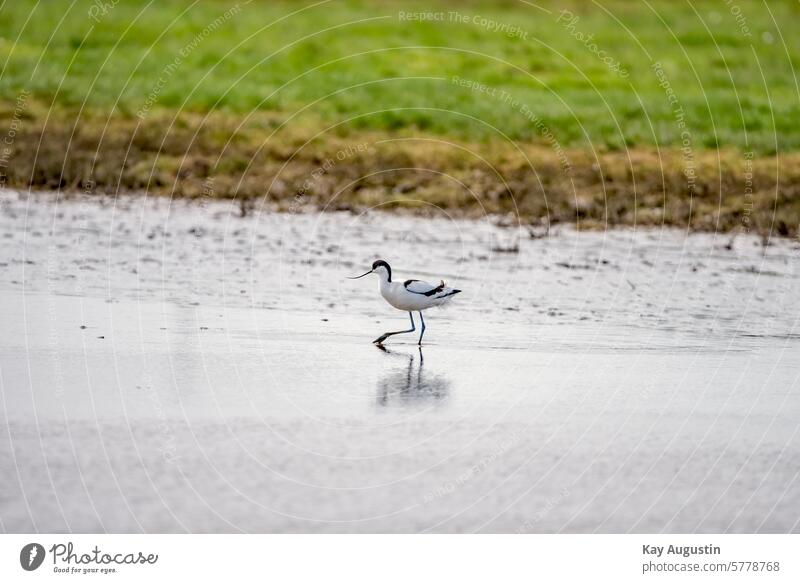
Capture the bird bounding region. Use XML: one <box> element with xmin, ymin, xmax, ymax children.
<box><xmin>348</xmin><ymin>259</ymin><xmax>461</xmax><ymax>345</ymax></box>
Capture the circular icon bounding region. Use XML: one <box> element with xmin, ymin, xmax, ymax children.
<box><xmin>20</xmin><ymin>543</ymin><xmax>46</xmax><ymax>571</ymax></box>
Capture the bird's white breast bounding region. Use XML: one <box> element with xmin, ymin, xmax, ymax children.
<box><xmin>380</xmin><ymin>281</ymin><xmax>446</xmax><ymax>311</ymax></box>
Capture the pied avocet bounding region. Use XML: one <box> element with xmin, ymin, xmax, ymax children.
<box><xmin>348</xmin><ymin>260</ymin><xmax>461</xmax><ymax>345</ymax></box>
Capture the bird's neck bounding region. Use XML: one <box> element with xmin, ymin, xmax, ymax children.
<box><xmin>377</xmin><ymin>273</ymin><xmax>391</xmax><ymax>290</ymax></box>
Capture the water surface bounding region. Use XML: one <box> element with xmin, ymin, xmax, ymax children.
<box><xmin>1</xmin><ymin>192</ymin><xmax>799</xmax><ymax>532</ymax></box>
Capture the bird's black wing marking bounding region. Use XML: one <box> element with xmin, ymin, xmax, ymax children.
<box><xmin>426</xmin><ymin>281</ymin><xmax>446</xmax><ymax>296</ymax></box>
<box><xmin>404</xmin><ymin>279</ymin><xmax>446</xmax><ymax>296</ymax></box>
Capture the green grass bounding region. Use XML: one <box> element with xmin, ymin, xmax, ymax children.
<box><xmin>0</xmin><ymin>0</ymin><xmax>798</xmax><ymax>154</ymax></box>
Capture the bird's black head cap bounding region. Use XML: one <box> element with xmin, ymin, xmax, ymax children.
<box><xmin>371</xmin><ymin>259</ymin><xmax>391</xmax><ymax>281</ymax></box>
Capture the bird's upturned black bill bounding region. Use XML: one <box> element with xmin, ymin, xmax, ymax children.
<box><xmin>347</xmin><ymin>270</ymin><xmax>373</xmax><ymax>279</ymax></box>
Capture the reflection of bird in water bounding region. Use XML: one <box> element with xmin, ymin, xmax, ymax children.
<box><xmin>375</xmin><ymin>346</ymin><xmax>450</xmax><ymax>407</ymax></box>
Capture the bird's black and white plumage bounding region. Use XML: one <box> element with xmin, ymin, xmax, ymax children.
<box><xmin>403</xmin><ymin>278</ymin><xmax>460</xmax><ymax>299</ymax></box>
<box><xmin>347</xmin><ymin>259</ymin><xmax>461</xmax><ymax>345</ymax></box>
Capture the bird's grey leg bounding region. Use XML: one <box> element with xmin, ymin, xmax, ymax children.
<box><xmin>373</xmin><ymin>312</ymin><xmax>415</xmax><ymax>344</ymax></box>
<box><xmin>418</xmin><ymin>311</ymin><xmax>426</xmax><ymax>345</ymax></box>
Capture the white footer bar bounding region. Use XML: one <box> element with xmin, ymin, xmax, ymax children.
<box><xmin>1</xmin><ymin>534</ymin><xmax>797</xmax><ymax>582</ymax></box>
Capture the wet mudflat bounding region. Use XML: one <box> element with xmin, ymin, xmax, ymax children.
<box><xmin>1</xmin><ymin>192</ymin><xmax>799</xmax><ymax>533</ymax></box>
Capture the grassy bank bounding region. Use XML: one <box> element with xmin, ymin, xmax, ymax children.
<box><xmin>0</xmin><ymin>0</ymin><xmax>798</xmax><ymax>235</ymax></box>
<box><xmin>3</xmin><ymin>111</ymin><xmax>797</xmax><ymax>237</ymax></box>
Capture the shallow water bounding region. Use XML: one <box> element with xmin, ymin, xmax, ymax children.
<box><xmin>1</xmin><ymin>191</ymin><xmax>799</xmax><ymax>533</ymax></box>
